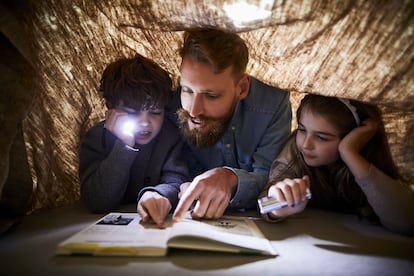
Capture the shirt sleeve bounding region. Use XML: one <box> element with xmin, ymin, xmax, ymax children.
<box><xmin>356</xmin><ymin>164</ymin><xmax>414</xmax><ymax>235</ymax></box>
<box><xmin>137</xmin><ymin>139</ymin><xmax>190</xmax><ymax>210</ymax></box>
<box><xmin>229</xmin><ymin>92</ymin><xmax>292</xmax><ymax>209</ymax></box>
<box><xmin>79</xmin><ymin>125</ymin><xmax>139</xmax><ymax>213</ymax></box>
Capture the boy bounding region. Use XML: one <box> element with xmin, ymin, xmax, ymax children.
<box><xmin>79</xmin><ymin>54</ymin><xmax>189</xmax><ymax>227</ymax></box>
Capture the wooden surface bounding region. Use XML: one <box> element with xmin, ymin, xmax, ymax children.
<box><xmin>0</xmin><ymin>203</ymin><xmax>413</xmax><ymax>276</ymax></box>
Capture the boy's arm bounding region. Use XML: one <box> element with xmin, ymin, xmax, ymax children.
<box><xmin>79</xmin><ymin>124</ymin><xmax>138</xmax><ymax>213</ymax></box>
<box><xmin>137</xmin><ymin>139</ymin><xmax>190</xmax><ymax>209</ymax></box>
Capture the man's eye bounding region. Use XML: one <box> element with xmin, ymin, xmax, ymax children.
<box><xmin>181</xmin><ymin>87</ymin><xmax>192</xmax><ymax>94</ymax></box>
<box><xmin>297</xmin><ymin>127</ymin><xmax>305</xmax><ymax>133</ymax></box>
<box><xmin>206</xmin><ymin>94</ymin><xmax>219</xmax><ymax>99</ymax></box>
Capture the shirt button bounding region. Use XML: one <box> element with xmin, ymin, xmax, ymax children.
<box><xmin>231</xmin><ymin>126</ymin><xmax>236</xmax><ymax>131</ymax></box>
<box><xmin>226</xmin><ymin>144</ymin><xmax>231</xmax><ymax>148</ymax></box>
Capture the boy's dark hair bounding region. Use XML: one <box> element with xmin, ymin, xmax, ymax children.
<box><xmin>179</xmin><ymin>27</ymin><xmax>249</xmax><ymax>83</ymax></box>
<box><xmin>99</xmin><ymin>54</ymin><xmax>173</xmax><ymax>111</ymax></box>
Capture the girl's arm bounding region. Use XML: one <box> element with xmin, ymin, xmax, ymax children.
<box><xmin>355</xmin><ymin>165</ymin><xmax>414</xmax><ymax>235</ymax></box>
<box><xmin>339</xmin><ymin>119</ymin><xmax>414</xmax><ymax>235</ymax></box>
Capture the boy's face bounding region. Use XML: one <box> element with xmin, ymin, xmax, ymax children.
<box><xmin>119</xmin><ymin>106</ymin><xmax>164</xmax><ymax>145</ymax></box>
<box><xmin>177</xmin><ymin>56</ymin><xmax>249</xmax><ymax>147</ymax></box>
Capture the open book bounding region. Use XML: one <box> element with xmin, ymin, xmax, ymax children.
<box><xmin>56</xmin><ymin>212</ymin><xmax>277</xmax><ymax>257</ymax></box>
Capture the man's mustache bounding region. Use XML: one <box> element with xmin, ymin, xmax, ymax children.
<box><xmin>176</xmin><ymin>109</ymin><xmax>220</xmax><ymax>124</ymax></box>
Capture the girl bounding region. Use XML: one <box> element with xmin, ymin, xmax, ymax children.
<box><xmin>260</xmin><ymin>94</ymin><xmax>414</xmax><ymax>235</ymax></box>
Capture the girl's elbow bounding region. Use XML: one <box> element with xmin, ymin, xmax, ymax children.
<box><xmin>382</xmin><ymin>219</ymin><xmax>414</xmax><ymax>236</ymax></box>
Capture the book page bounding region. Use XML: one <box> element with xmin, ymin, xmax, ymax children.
<box><xmin>200</xmin><ymin>215</ymin><xmax>265</xmax><ymax>237</ymax></box>
<box><xmin>57</xmin><ymin>213</ymin><xmax>171</xmax><ymax>256</ymax></box>
<box><xmin>168</xmin><ymin>215</ymin><xmax>277</xmax><ymax>255</ymax></box>
<box><xmin>57</xmin><ymin>212</ymin><xmax>276</xmax><ymax>257</ymax></box>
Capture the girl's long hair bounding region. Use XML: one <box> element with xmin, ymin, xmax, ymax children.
<box><xmin>270</xmin><ymin>94</ymin><xmax>400</xmax><ymax>216</ymax></box>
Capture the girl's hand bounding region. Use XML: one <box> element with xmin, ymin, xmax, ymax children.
<box><xmin>338</xmin><ymin>118</ymin><xmax>378</xmax><ymax>179</ymax></box>
<box><xmin>339</xmin><ymin>118</ymin><xmax>378</xmax><ymax>155</ymax></box>
<box><xmin>267</xmin><ymin>175</ymin><xmax>310</xmax><ymax>218</ymax></box>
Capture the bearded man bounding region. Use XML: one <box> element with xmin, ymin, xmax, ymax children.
<box><xmin>140</xmin><ymin>27</ymin><xmax>292</xmax><ymax>224</ymax></box>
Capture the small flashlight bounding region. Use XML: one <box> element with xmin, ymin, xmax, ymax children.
<box><xmin>257</xmin><ymin>189</ymin><xmax>312</xmax><ymax>214</ymax></box>
<box><xmin>121</xmin><ymin>119</ymin><xmax>137</xmax><ymax>136</ymax></box>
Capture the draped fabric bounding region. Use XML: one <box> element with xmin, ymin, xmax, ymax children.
<box><xmin>1</xmin><ymin>0</ymin><xmax>413</xmax><ymax>212</ymax></box>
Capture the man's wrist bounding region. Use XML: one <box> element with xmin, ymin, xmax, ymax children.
<box><xmin>222</xmin><ymin>166</ymin><xmax>239</xmax><ymax>197</ymax></box>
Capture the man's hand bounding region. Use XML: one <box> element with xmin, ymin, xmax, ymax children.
<box><xmin>173</xmin><ymin>168</ymin><xmax>238</xmax><ymax>221</ymax></box>
<box><xmin>178</xmin><ymin>182</ymin><xmax>191</xmax><ymax>199</ymax></box>
<box><xmin>137</xmin><ymin>191</ymin><xmax>171</xmax><ymax>228</ymax></box>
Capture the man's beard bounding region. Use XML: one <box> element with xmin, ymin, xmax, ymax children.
<box><xmin>177</xmin><ymin>106</ymin><xmax>236</xmax><ymax>148</ymax></box>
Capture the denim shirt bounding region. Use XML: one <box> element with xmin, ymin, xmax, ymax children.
<box><xmin>185</xmin><ymin>77</ymin><xmax>292</xmax><ymax>209</ymax></box>
<box><xmin>169</xmin><ymin>76</ymin><xmax>292</xmax><ymax>210</ymax></box>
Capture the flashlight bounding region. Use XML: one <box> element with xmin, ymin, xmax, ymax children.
<box><xmin>120</xmin><ymin>118</ymin><xmax>137</xmax><ymax>136</ymax></box>
<box><xmin>257</xmin><ymin>189</ymin><xmax>312</xmax><ymax>214</ymax></box>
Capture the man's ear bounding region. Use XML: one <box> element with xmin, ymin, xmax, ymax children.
<box><xmin>238</xmin><ymin>74</ymin><xmax>250</xmax><ymax>100</ymax></box>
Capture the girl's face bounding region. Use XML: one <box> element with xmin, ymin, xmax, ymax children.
<box><xmin>296</xmin><ymin>108</ymin><xmax>342</xmax><ymax>167</ymax></box>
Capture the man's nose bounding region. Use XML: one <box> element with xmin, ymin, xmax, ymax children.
<box><xmin>189</xmin><ymin>93</ymin><xmax>204</xmax><ymax>117</ymax></box>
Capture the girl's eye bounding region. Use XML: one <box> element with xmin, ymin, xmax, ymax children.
<box><xmin>316</xmin><ymin>135</ymin><xmax>329</xmax><ymax>141</ymax></box>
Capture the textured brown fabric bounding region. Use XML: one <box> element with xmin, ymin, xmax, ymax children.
<box><xmin>1</xmin><ymin>0</ymin><xmax>413</xmax><ymax>212</ymax></box>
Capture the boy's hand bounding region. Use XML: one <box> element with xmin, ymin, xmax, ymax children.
<box><xmin>137</xmin><ymin>191</ymin><xmax>171</xmax><ymax>228</ymax></box>
<box><xmin>104</xmin><ymin>109</ymin><xmax>137</xmax><ymax>147</ymax></box>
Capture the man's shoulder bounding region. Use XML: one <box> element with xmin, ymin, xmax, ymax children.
<box><xmin>249</xmin><ymin>76</ymin><xmax>289</xmax><ymax>96</ymax></box>
<box><xmin>158</xmin><ymin>116</ymin><xmax>182</xmax><ymax>142</ymax></box>
<box><xmin>244</xmin><ymin>76</ymin><xmax>291</xmax><ymax>111</ymax></box>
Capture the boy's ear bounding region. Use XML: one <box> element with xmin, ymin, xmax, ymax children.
<box><xmin>105</xmin><ymin>100</ymin><xmax>112</xmax><ymax>109</ymax></box>
<box><xmin>106</xmin><ymin>99</ymin><xmax>124</xmax><ymax>109</ymax></box>
<box><xmin>238</xmin><ymin>74</ymin><xmax>250</xmax><ymax>100</ymax></box>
